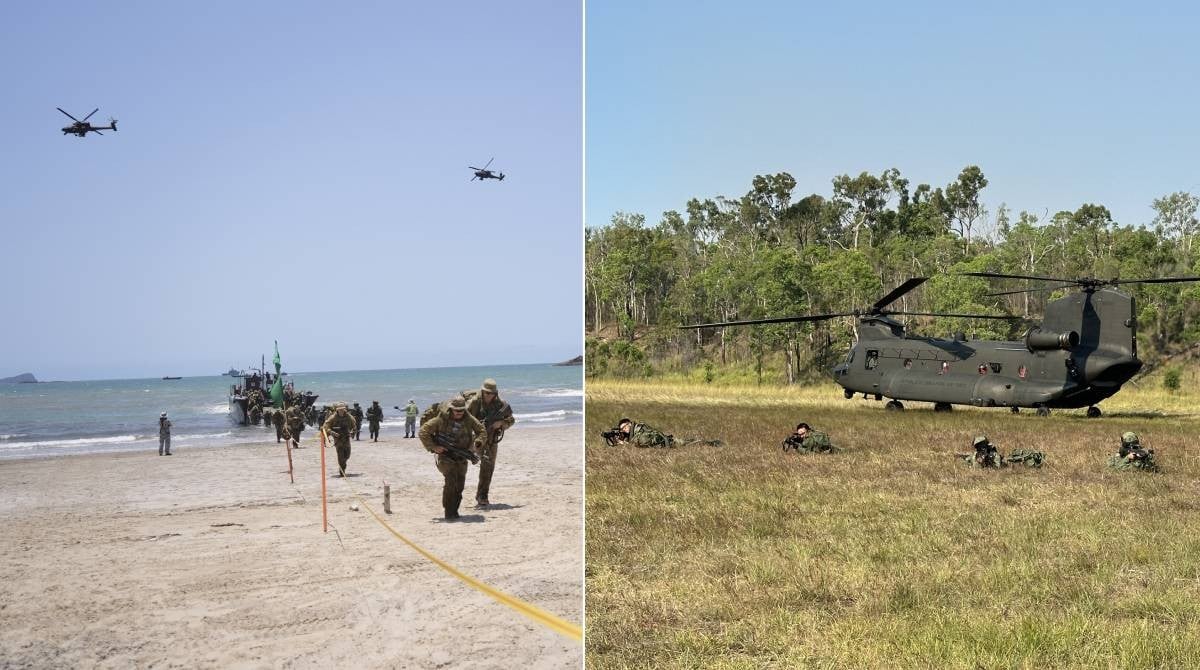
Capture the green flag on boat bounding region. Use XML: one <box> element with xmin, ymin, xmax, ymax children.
<box><xmin>269</xmin><ymin>340</ymin><xmax>284</xmax><ymax>407</ymax></box>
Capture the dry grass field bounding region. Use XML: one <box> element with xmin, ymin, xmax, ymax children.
<box><xmin>586</xmin><ymin>379</ymin><xmax>1200</xmax><ymax>669</ymax></box>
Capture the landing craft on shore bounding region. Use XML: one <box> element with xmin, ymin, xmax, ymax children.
<box><xmin>682</xmin><ymin>273</ymin><xmax>1200</xmax><ymax>417</ymax></box>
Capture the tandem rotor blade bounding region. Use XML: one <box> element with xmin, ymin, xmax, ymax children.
<box><xmin>872</xmin><ymin>277</ymin><xmax>928</xmax><ymax>312</ymax></box>
<box><xmin>82</xmin><ymin>108</ymin><xmax>99</xmax><ymax>121</ymax></box>
<box><xmin>680</xmin><ymin>312</ymin><xmax>858</xmax><ymax>329</ymax></box>
<box><xmin>986</xmin><ymin>283</ymin><xmax>1080</xmax><ymax>297</ymax></box>
<box><xmin>1110</xmin><ymin>276</ymin><xmax>1200</xmax><ymax>286</ymax></box>
<box><xmin>960</xmin><ymin>271</ymin><xmax>1076</xmax><ymax>283</ymax></box>
<box><xmin>885</xmin><ymin>311</ymin><xmax>1024</xmax><ymax>320</ymax></box>
<box><xmin>57</xmin><ymin>107</ymin><xmax>79</xmax><ymax>121</ymax></box>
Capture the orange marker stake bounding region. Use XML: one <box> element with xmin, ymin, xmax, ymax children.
<box><xmin>319</xmin><ymin>429</ymin><xmax>328</xmax><ymax>533</ymax></box>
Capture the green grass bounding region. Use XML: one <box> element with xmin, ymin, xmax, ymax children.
<box><xmin>586</xmin><ymin>380</ymin><xmax>1200</xmax><ymax>668</ymax></box>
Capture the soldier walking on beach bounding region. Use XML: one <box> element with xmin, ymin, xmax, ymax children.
<box><xmin>467</xmin><ymin>378</ymin><xmax>515</xmax><ymax>507</ymax></box>
<box><xmin>158</xmin><ymin>412</ymin><xmax>172</xmax><ymax>456</ymax></box>
<box><xmin>404</xmin><ymin>399</ymin><xmax>419</xmax><ymax>438</ymax></box>
<box><xmin>272</xmin><ymin>406</ymin><xmax>286</xmax><ymax>443</ymax></box>
<box><xmin>351</xmin><ymin>402</ymin><xmax>364</xmax><ymax>441</ymax></box>
<box><xmin>419</xmin><ymin>396</ymin><xmax>486</xmax><ymax>520</ymax></box>
<box><xmin>285</xmin><ymin>403</ymin><xmax>306</xmax><ymax>449</ymax></box>
<box><xmin>366</xmin><ymin>401</ymin><xmax>384</xmax><ymax>442</ymax></box>
<box><xmin>323</xmin><ymin>402</ymin><xmax>357</xmax><ymax>476</ymax></box>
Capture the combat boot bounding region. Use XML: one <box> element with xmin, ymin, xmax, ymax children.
<box><xmin>444</xmin><ymin>508</ymin><xmax>460</xmax><ymax>521</ymax></box>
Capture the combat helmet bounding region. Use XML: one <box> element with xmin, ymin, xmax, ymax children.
<box><xmin>1121</xmin><ymin>431</ymin><xmax>1140</xmax><ymax>446</ymax></box>
<box><xmin>973</xmin><ymin>435</ymin><xmax>989</xmax><ymax>447</ymax></box>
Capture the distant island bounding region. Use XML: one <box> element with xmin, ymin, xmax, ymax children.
<box><xmin>1</xmin><ymin>372</ymin><xmax>37</xmax><ymax>383</ymax></box>
<box><xmin>554</xmin><ymin>356</ymin><xmax>583</xmax><ymax>366</ymax></box>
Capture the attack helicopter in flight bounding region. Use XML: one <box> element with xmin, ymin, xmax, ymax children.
<box><xmin>470</xmin><ymin>157</ymin><xmax>505</xmax><ymax>181</ymax></box>
<box><xmin>683</xmin><ymin>272</ymin><xmax>1200</xmax><ymax>416</ymax></box>
<box><xmin>57</xmin><ymin>107</ymin><xmax>117</xmax><ymax>137</ymax></box>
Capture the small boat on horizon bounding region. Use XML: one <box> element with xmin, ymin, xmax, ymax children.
<box><xmin>162</xmin><ymin>376</ymin><xmax>182</xmax><ymax>380</ymax></box>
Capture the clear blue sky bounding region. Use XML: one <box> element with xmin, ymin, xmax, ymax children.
<box><xmin>1</xmin><ymin>1</ymin><xmax>581</xmax><ymax>380</ymax></box>
<box><xmin>587</xmin><ymin>2</ymin><xmax>1200</xmax><ymax>232</ymax></box>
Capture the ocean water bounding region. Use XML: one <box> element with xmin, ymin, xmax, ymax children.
<box><xmin>0</xmin><ymin>363</ymin><xmax>581</xmax><ymax>460</ymax></box>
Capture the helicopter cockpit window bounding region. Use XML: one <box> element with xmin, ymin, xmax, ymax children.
<box><xmin>866</xmin><ymin>350</ymin><xmax>879</xmax><ymax>370</ymax></box>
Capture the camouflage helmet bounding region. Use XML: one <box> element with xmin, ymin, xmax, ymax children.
<box><xmin>1121</xmin><ymin>431</ymin><xmax>1139</xmax><ymax>445</ymax></box>
<box><xmin>481</xmin><ymin>378</ymin><xmax>499</xmax><ymax>394</ymax></box>
<box><xmin>972</xmin><ymin>435</ymin><xmax>989</xmax><ymax>447</ymax></box>
<box><xmin>448</xmin><ymin>397</ymin><xmax>468</xmax><ymax>412</ymax></box>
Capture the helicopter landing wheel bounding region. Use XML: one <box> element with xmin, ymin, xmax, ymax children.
<box><xmin>1086</xmin><ymin>406</ymin><xmax>1102</xmax><ymax>418</ymax></box>
<box><xmin>885</xmin><ymin>400</ymin><xmax>904</xmax><ymax>412</ymax></box>
<box><xmin>933</xmin><ymin>402</ymin><xmax>952</xmax><ymax>412</ymax></box>
<box><xmin>1011</xmin><ymin>406</ymin><xmax>1020</xmax><ymax>414</ymax></box>
<box><xmin>1035</xmin><ymin>405</ymin><xmax>1051</xmax><ymax>417</ymax></box>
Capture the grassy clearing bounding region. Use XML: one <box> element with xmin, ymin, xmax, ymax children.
<box><xmin>586</xmin><ymin>381</ymin><xmax>1200</xmax><ymax>668</ymax></box>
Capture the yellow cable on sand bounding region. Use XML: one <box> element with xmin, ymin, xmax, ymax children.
<box><xmin>320</xmin><ymin>426</ymin><xmax>581</xmax><ymax>642</ymax></box>
<box><xmin>356</xmin><ymin>499</ymin><xmax>582</xmax><ymax>642</ymax></box>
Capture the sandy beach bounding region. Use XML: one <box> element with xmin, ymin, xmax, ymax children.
<box><xmin>0</xmin><ymin>423</ymin><xmax>583</xmax><ymax>669</ymax></box>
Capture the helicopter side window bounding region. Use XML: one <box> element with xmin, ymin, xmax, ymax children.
<box><xmin>866</xmin><ymin>350</ymin><xmax>879</xmax><ymax>370</ymax></box>
<box><xmin>1018</xmin><ymin>365</ymin><xmax>1028</xmax><ymax>379</ymax></box>
<box><xmin>940</xmin><ymin>361</ymin><xmax>949</xmax><ymax>375</ymax></box>
<box><xmin>989</xmin><ymin>362</ymin><xmax>1002</xmax><ymax>373</ymax></box>
<box><xmin>978</xmin><ymin>364</ymin><xmax>988</xmax><ymax>375</ymax></box>
<box><xmin>903</xmin><ymin>358</ymin><xmax>912</xmax><ymax>369</ymax></box>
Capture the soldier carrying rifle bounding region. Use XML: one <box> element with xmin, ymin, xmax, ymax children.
<box><xmin>419</xmin><ymin>396</ymin><xmax>487</xmax><ymax>520</ymax></box>
<box><xmin>1109</xmin><ymin>431</ymin><xmax>1157</xmax><ymax>471</ymax></box>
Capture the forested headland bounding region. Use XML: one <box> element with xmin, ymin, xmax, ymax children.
<box><xmin>585</xmin><ymin>166</ymin><xmax>1200</xmax><ymax>383</ymax></box>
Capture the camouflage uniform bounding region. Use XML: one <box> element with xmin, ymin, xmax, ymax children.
<box><xmin>158</xmin><ymin>413</ymin><xmax>172</xmax><ymax>456</ymax></box>
<box><xmin>322</xmin><ymin>403</ymin><xmax>357</xmax><ymax>475</ymax></box>
<box><xmin>285</xmin><ymin>405</ymin><xmax>305</xmax><ymax>448</ymax></box>
<box><xmin>467</xmin><ymin>379</ymin><xmax>516</xmax><ymax>506</ymax></box>
<box><xmin>272</xmin><ymin>407</ymin><xmax>286</xmax><ymax>443</ymax></box>
<box><xmin>1109</xmin><ymin>431</ymin><xmax>1157</xmax><ymax>471</ymax></box>
<box><xmin>419</xmin><ymin>397</ymin><xmax>486</xmax><ymax>519</ymax></box>
<box><xmin>963</xmin><ymin>435</ymin><xmax>1005</xmax><ymax>468</ymax></box>
<box><xmin>625</xmin><ymin>422</ymin><xmax>674</xmax><ymax>448</ymax></box>
<box><xmin>351</xmin><ymin>403</ymin><xmax>364</xmax><ymax>440</ymax></box>
<box><xmin>366</xmin><ymin>401</ymin><xmax>384</xmax><ymax>441</ymax></box>
<box><xmin>793</xmin><ymin>429</ymin><xmax>836</xmax><ymax>453</ymax></box>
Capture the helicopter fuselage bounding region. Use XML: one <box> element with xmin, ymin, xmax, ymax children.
<box><xmin>832</xmin><ymin>287</ymin><xmax>1141</xmax><ymax>411</ymax></box>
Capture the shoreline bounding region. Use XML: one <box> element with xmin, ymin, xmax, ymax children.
<box><xmin>0</xmin><ymin>420</ymin><xmax>583</xmax><ymax>463</ymax></box>
<box><xmin>0</xmin><ymin>424</ymin><xmax>582</xmax><ymax>668</ymax></box>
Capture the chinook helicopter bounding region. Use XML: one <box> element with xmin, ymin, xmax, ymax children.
<box><xmin>683</xmin><ymin>272</ymin><xmax>1200</xmax><ymax>417</ymax></box>
<box><xmin>57</xmin><ymin>107</ymin><xmax>117</xmax><ymax>137</ymax></box>
<box><xmin>470</xmin><ymin>157</ymin><xmax>505</xmax><ymax>181</ymax></box>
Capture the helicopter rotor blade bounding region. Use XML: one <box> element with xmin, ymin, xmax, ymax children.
<box><xmin>483</xmin><ymin>157</ymin><xmax>494</xmax><ymax>170</ymax></box>
<box><xmin>680</xmin><ymin>312</ymin><xmax>858</xmax><ymax>329</ymax></box>
<box><xmin>1109</xmin><ymin>276</ymin><xmax>1200</xmax><ymax>286</ymax></box>
<box><xmin>872</xmin><ymin>277</ymin><xmax>928</xmax><ymax>312</ymax></box>
<box><xmin>885</xmin><ymin>311</ymin><xmax>1024</xmax><ymax>320</ymax></box>
<box><xmin>91</xmin><ymin>129</ymin><xmax>104</xmax><ymax>135</ymax></box>
<box><xmin>960</xmin><ymin>271</ymin><xmax>1077</xmax><ymax>283</ymax></box>
<box><xmin>57</xmin><ymin>107</ymin><xmax>80</xmax><ymax>121</ymax></box>
<box><xmin>986</xmin><ymin>283</ymin><xmax>1080</xmax><ymax>297</ymax></box>
<box><xmin>82</xmin><ymin>108</ymin><xmax>99</xmax><ymax>121</ymax></box>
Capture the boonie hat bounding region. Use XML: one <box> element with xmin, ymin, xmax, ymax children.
<box><xmin>448</xmin><ymin>397</ymin><xmax>468</xmax><ymax>411</ymax></box>
<box><xmin>481</xmin><ymin>379</ymin><xmax>499</xmax><ymax>394</ymax></box>
<box><xmin>973</xmin><ymin>435</ymin><xmax>989</xmax><ymax>447</ymax></box>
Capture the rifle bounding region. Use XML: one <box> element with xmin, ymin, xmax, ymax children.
<box><xmin>781</xmin><ymin>434</ymin><xmax>804</xmax><ymax>452</ymax></box>
<box><xmin>433</xmin><ymin>431</ymin><xmax>481</xmax><ymax>464</ymax></box>
<box><xmin>600</xmin><ymin>429</ymin><xmax>622</xmax><ymax>446</ymax></box>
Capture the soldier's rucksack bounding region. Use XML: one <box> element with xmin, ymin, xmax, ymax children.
<box><xmin>1007</xmin><ymin>448</ymin><xmax>1045</xmax><ymax>467</ymax></box>
<box><xmin>421</xmin><ymin>390</ymin><xmax>480</xmax><ymax>425</ymax></box>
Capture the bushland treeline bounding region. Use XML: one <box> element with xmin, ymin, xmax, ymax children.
<box><xmin>585</xmin><ymin>166</ymin><xmax>1200</xmax><ymax>382</ymax></box>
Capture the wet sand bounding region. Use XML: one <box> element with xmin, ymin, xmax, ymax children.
<box><xmin>0</xmin><ymin>424</ymin><xmax>582</xmax><ymax>668</ymax></box>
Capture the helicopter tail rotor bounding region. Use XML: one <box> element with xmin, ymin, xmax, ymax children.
<box><xmin>110</xmin><ymin>119</ymin><xmax>118</xmax><ymax>132</ymax></box>
<box><xmin>498</xmin><ymin>173</ymin><xmax>505</xmax><ymax>181</ymax></box>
